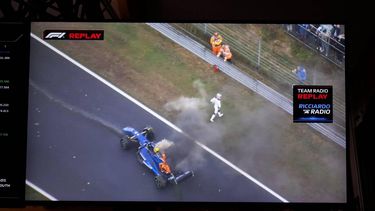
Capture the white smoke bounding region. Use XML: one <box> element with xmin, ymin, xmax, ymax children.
<box><xmin>155</xmin><ymin>138</ymin><xmax>174</xmax><ymax>152</ymax></box>
<box><xmin>164</xmin><ymin>79</ymin><xmax>208</xmax><ymax>113</ymax></box>
<box><xmin>174</xmin><ymin>145</ymin><xmax>206</xmax><ymax>171</ymax></box>
<box><xmin>164</xmin><ymin>97</ymin><xmax>205</xmax><ymax>112</ymax></box>
<box><xmin>164</xmin><ymin>79</ymin><xmax>225</xmax><ymax>171</ymax></box>
<box><xmin>193</xmin><ymin>79</ymin><xmax>207</xmax><ymax>100</ymax></box>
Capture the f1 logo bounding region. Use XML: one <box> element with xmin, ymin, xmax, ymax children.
<box><xmin>44</xmin><ymin>32</ymin><xmax>66</xmax><ymax>39</ymax></box>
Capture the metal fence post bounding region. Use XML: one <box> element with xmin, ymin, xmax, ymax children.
<box><xmin>257</xmin><ymin>38</ymin><xmax>261</xmax><ymax>70</ymax></box>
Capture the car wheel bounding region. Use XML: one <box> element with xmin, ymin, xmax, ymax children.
<box><xmin>154</xmin><ymin>175</ymin><xmax>167</xmax><ymax>189</ymax></box>
<box><xmin>120</xmin><ymin>135</ymin><xmax>131</xmax><ymax>150</ymax></box>
<box><xmin>143</xmin><ymin>126</ymin><xmax>155</xmax><ymax>141</ymax></box>
<box><xmin>136</xmin><ymin>151</ymin><xmax>143</xmax><ymax>164</ymax></box>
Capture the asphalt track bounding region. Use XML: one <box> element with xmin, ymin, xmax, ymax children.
<box><xmin>26</xmin><ymin>37</ymin><xmax>281</xmax><ymax>202</ymax></box>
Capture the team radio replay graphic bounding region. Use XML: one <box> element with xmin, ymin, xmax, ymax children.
<box><xmin>293</xmin><ymin>85</ymin><xmax>333</xmax><ymax>123</ymax></box>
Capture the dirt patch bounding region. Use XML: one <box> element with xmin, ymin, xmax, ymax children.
<box><xmin>272</xmin><ymin>39</ymin><xmax>292</xmax><ymax>55</ymax></box>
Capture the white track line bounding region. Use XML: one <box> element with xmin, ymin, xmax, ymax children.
<box><xmin>30</xmin><ymin>32</ymin><xmax>289</xmax><ymax>203</ymax></box>
<box><xmin>26</xmin><ymin>180</ymin><xmax>58</xmax><ymax>201</ymax></box>
<box><xmin>195</xmin><ymin>142</ymin><xmax>288</xmax><ymax>202</ymax></box>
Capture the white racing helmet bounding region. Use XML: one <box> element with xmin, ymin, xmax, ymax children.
<box><xmin>216</xmin><ymin>93</ymin><xmax>222</xmax><ymax>100</ymax></box>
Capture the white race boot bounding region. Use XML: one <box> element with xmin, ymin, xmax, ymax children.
<box><xmin>210</xmin><ymin>114</ymin><xmax>216</xmax><ymax>122</ymax></box>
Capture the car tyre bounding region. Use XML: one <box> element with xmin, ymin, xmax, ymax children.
<box><xmin>120</xmin><ymin>135</ymin><xmax>131</xmax><ymax>150</ymax></box>
<box><xmin>154</xmin><ymin>175</ymin><xmax>167</xmax><ymax>189</ymax></box>
<box><xmin>143</xmin><ymin>126</ymin><xmax>155</xmax><ymax>141</ymax></box>
<box><xmin>136</xmin><ymin>151</ymin><xmax>143</xmax><ymax>164</ymax></box>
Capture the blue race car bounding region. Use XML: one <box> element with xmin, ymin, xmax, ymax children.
<box><xmin>120</xmin><ymin>126</ymin><xmax>194</xmax><ymax>189</ymax></box>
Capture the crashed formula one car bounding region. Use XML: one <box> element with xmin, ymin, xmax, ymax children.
<box><xmin>120</xmin><ymin>126</ymin><xmax>194</xmax><ymax>189</ymax></box>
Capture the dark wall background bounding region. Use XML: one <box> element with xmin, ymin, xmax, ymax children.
<box><xmin>0</xmin><ymin>0</ymin><xmax>374</xmax><ymax>210</ymax></box>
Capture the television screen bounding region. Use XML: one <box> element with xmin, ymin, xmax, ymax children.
<box><xmin>24</xmin><ymin>22</ymin><xmax>346</xmax><ymax>203</ymax></box>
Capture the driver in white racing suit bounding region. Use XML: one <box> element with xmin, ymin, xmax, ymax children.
<box><xmin>210</xmin><ymin>93</ymin><xmax>223</xmax><ymax>122</ymax></box>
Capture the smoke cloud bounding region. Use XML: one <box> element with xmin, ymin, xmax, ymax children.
<box><xmin>164</xmin><ymin>79</ymin><xmax>226</xmax><ymax>171</ymax></box>
<box><xmin>155</xmin><ymin>138</ymin><xmax>175</xmax><ymax>152</ymax></box>
<box><xmin>162</xmin><ymin>79</ymin><xmax>289</xmax><ymax>177</ymax></box>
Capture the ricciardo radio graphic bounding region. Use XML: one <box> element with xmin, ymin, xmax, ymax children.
<box><xmin>293</xmin><ymin>85</ymin><xmax>333</xmax><ymax>123</ymax></box>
